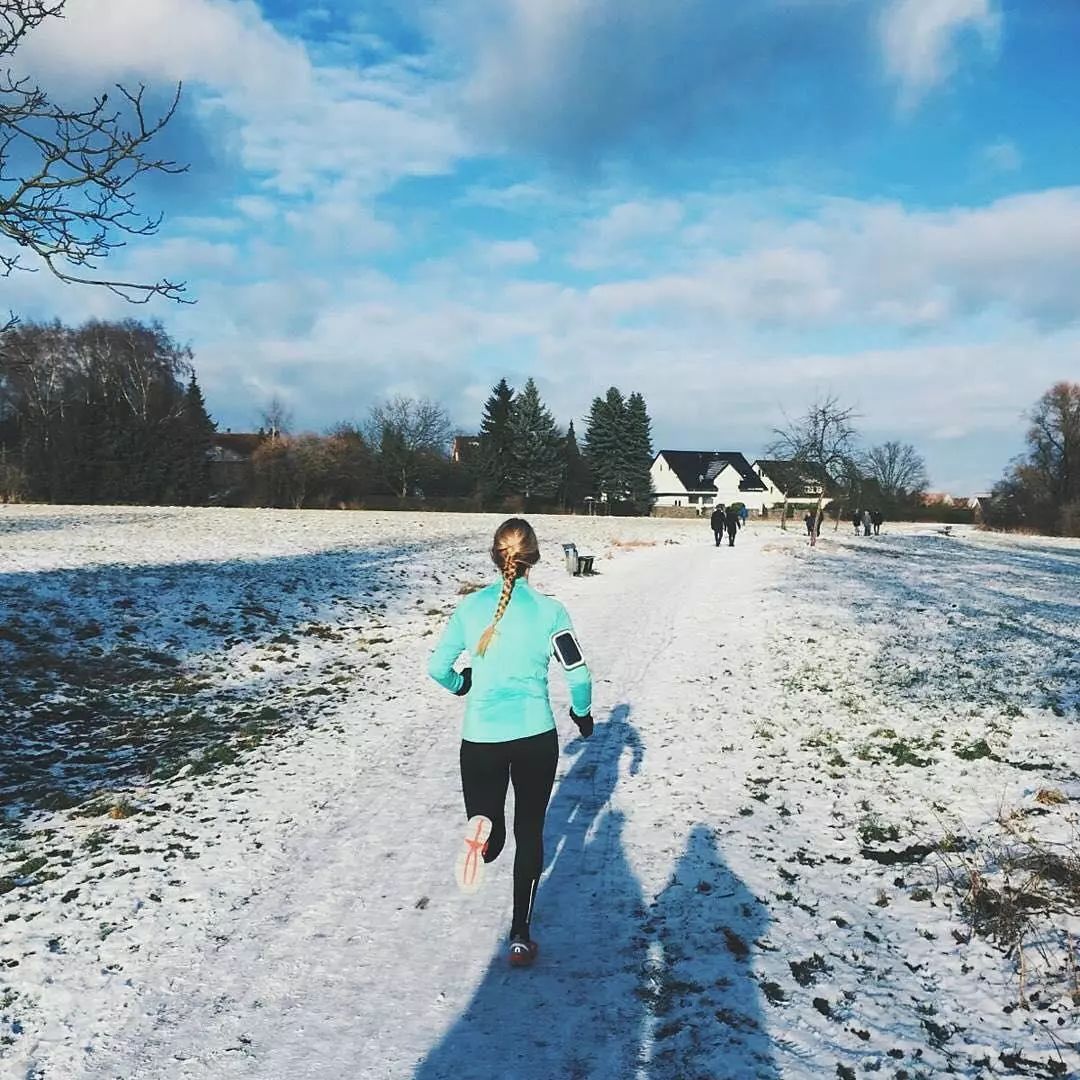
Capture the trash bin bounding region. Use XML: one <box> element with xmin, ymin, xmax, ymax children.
<box><xmin>562</xmin><ymin>542</ymin><xmax>579</xmax><ymax>576</ymax></box>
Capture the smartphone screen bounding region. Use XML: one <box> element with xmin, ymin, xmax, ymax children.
<box><xmin>553</xmin><ymin>631</ymin><xmax>584</xmax><ymax>669</ymax></box>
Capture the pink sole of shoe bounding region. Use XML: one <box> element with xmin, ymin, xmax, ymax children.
<box><xmin>455</xmin><ymin>815</ymin><xmax>492</xmax><ymax>894</ymax></box>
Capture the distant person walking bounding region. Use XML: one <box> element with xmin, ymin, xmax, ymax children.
<box><xmin>739</xmin><ymin>505</ymin><xmax>749</xmax><ymax>529</ymax></box>
<box><xmin>804</xmin><ymin>511</ymin><xmax>814</xmax><ymax>536</ymax></box>
<box><xmin>710</xmin><ymin>505</ymin><xmax>725</xmax><ymax>547</ymax></box>
<box><xmin>428</xmin><ymin>518</ymin><xmax>593</xmax><ymax>968</ymax></box>
<box><xmin>861</xmin><ymin>508</ymin><xmax>873</xmax><ymax>537</ymax></box>
<box><xmin>725</xmin><ymin>505</ymin><xmax>739</xmax><ymax>547</ymax></box>
<box><xmin>871</xmin><ymin>509</ymin><xmax>883</xmax><ymax>536</ymax></box>
<box><xmin>851</xmin><ymin>509</ymin><xmax>861</xmax><ymax>535</ymax></box>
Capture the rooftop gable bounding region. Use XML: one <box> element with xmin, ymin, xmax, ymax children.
<box><xmin>654</xmin><ymin>450</ymin><xmax>767</xmax><ymax>493</ymax></box>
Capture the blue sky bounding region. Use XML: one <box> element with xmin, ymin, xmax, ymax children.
<box><xmin>10</xmin><ymin>0</ymin><xmax>1080</xmax><ymax>493</ymax></box>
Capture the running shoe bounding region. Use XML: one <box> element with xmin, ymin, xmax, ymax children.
<box><xmin>509</xmin><ymin>936</ymin><xmax>539</xmax><ymax>968</ymax></box>
<box><xmin>455</xmin><ymin>814</ymin><xmax>492</xmax><ymax>894</ymax></box>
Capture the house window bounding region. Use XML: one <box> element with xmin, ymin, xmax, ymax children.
<box><xmin>703</xmin><ymin>496</ymin><xmax>713</xmax><ymax>505</ymax></box>
<box><xmin>689</xmin><ymin>495</ymin><xmax>699</xmax><ymax>504</ymax></box>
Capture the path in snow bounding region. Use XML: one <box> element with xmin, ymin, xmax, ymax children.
<box><xmin>85</xmin><ymin>525</ymin><xmax>780</xmax><ymax>1079</ymax></box>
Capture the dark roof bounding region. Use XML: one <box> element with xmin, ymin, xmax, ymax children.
<box><xmin>655</xmin><ymin>451</ymin><xmax>767</xmax><ymax>493</ymax></box>
<box><xmin>212</xmin><ymin>433</ymin><xmax>265</xmax><ymax>457</ymax></box>
<box><xmin>753</xmin><ymin>459</ymin><xmax>833</xmax><ymax>496</ymax></box>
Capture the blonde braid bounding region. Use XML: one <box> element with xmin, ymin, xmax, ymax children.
<box><xmin>476</xmin><ymin>548</ymin><xmax>520</xmax><ymax>656</ymax></box>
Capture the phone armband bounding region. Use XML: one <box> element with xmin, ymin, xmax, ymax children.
<box><xmin>552</xmin><ymin>630</ymin><xmax>586</xmax><ymax>671</ymax></box>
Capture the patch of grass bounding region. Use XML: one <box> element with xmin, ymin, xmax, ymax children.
<box><xmin>13</xmin><ymin>856</ymin><xmax>47</xmax><ymax>879</ymax></box>
<box><xmin>83</xmin><ymin>830</ymin><xmax>110</xmax><ymax>852</ymax></box>
<box><xmin>885</xmin><ymin>739</ymin><xmax>934</xmax><ymax>768</ymax></box>
<box><xmin>70</xmin><ymin>798</ymin><xmax>113</xmax><ymax>819</ymax></box>
<box><xmin>858</xmin><ymin>816</ymin><xmax>902</xmax><ymax>846</ymax></box>
<box><xmin>722</xmin><ymin>927</ymin><xmax>750</xmax><ymax>961</ymax></box>
<box><xmin>190</xmin><ymin>744</ymin><xmax>238</xmax><ymax>775</ymax></box>
<box><xmin>790</xmin><ymin>954</ymin><xmax>831</xmax><ymax>987</ymax></box>
<box><xmin>955</xmin><ymin>738</ymin><xmax>993</xmax><ymax>761</ymax></box>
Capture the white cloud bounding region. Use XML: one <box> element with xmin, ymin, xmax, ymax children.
<box><xmin>18</xmin><ymin>0</ymin><xmax>467</xmax><ymax>197</ymax></box>
<box><xmin>282</xmin><ymin>184</ymin><xmax>400</xmax><ymax>256</ymax></box>
<box><xmin>459</xmin><ymin>182</ymin><xmax>557</xmax><ymax>210</ymax></box>
<box><xmin>570</xmin><ymin>200</ymin><xmax>685</xmax><ymax>270</ymax></box>
<box><xmin>553</xmin><ymin>187</ymin><xmax>1080</xmax><ymax>332</ymax></box>
<box><xmin>982</xmin><ymin>138</ymin><xmax>1022</xmax><ymax>172</ymax></box>
<box><xmin>17</xmin><ymin>0</ymin><xmax>313</xmax><ymax>106</ymax></box>
<box><xmin>880</xmin><ymin>0</ymin><xmax>1001</xmax><ymax>109</ymax></box>
<box><xmin>476</xmin><ymin>240</ymin><xmax>541</xmax><ymax>268</ymax></box>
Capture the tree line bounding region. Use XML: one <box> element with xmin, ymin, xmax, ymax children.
<box><xmin>983</xmin><ymin>382</ymin><xmax>1080</xmax><ymax>537</ymax></box>
<box><xmin>0</xmin><ymin>319</ymin><xmax>656</xmax><ymax>514</ymax></box>
<box><xmin>246</xmin><ymin>377</ymin><xmax>654</xmax><ymax>513</ymax></box>
<box><xmin>0</xmin><ymin>320</ymin><xmax>214</xmax><ymax>504</ymax></box>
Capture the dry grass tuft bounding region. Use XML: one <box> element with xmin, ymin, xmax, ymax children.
<box><xmin>932</xmin><ymin>807</ymin><xmax>1080</xmax><ymax>1006</ymax></box>
<box><xmin>1035</xmin><ymin>788</ymin><xmax>1069</xmax><ymax>806</ymax></box>
<box><xmin>457</xmin><ymin>581</ymin><xmax>485</xmax><ymax>595</ymax></box>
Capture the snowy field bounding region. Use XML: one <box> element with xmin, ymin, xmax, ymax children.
<box><xmin>1</xmin><ymin>506</ymin><xmax>1078</xmax><ymax>1080</ymax></box>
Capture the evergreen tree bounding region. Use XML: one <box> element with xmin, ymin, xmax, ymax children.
<box><xmin>584</xmin><ymin>387</ymin><xmax>628</xmax><ymax>506</ymax></box>
<box><xmin>624</xmin><ymin>391</ymin><xmax>656</xmax><ymax>514</ymax></box>
<box><xmin>509</xmin><ymin>378</ymin><xmax>564</xmax><ymax>503</ymax></box>
<box><xmin>560</xmin><ymin>420</ymin><xmax>592</xmax><ymax>512</ymax></box>
<box><xmin>477</xmin><ymin>378</ymin><xmax>515</xmax><ymax>505</ymax></box>
<box><xmin>174</xmin><ymin>376</ymin><xmax>216</xmax><ymax>504</ymax></box>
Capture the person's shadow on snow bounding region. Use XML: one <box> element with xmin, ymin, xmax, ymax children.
<box><xmin>413</xmin><ymin>709</ymin><xmax>778</xmax><ymax>1080</ymax></box>
<box><xmin>644</xmin><ymin>824</ymin><xmax>780</xmax><ymax>1079</ymax></box>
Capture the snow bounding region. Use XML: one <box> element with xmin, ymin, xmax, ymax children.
<box><xmin>1</xmin><ymin>506</ymin><xmax>1078</xmax><ymax>1079</ymax></box>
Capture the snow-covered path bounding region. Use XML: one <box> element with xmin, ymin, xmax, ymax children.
<box><xmin>86</xmin><ymin>526</ymin><xmax>777</xmax><ymax>1079</ymax></box>
<box><xmin>2</xmin><ymin>508</ymin><xmax>1078</xmax><ymax>1080</ymax></box>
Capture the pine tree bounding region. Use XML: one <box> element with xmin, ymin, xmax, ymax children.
<box><xmin>509</xmin><ymin>378</ymin><xmax>564</xmax><ymax>503</ymax></box>
<box><xmin>477</xmin><ymin>378</ymin><xmax>515</xmax><ymax>505</ymax></box>
<box><xmin>624</xmin><ymin>391</ymin><xmax>656</xmax><ymax>514</ymax></box>
<box><xmin>176</xmin><ymin>376</ymin><xmax>216</xmax><ymax>504</ymax></box>
<box><xmin>560</xmin><ymin>420</ymin><xmax>592</xmax><ymax>512</ymax></box>
<box><xmin>585</xmin><ymin>387</ymin><xmax>628</xmax><ymax>507</ymax></box>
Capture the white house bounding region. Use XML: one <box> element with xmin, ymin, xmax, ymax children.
<box><xmin>752</xmin><ymin>459</ymin><xmax>833</xmax><ymax>510</ymax></box>
<box><xmin>651</xmin><ymin>451</ymin><xmax>770</xmax><ymax>512</ymax></box>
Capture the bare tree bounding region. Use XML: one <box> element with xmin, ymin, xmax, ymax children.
<box><xmin>366</xmin><ymin>395</ymin><xmax>452</xmax><ymax>499</ymax></box>
<box><xmin>1</xmin><ymin>1</ymin><xmax>188</xmax><ymax>330</ymax></box>
<box><xmin>768</xmin><ymin>394</ymin><xmax>859</xmax><ymax>546</ymax></box>
<box><xmin>864</xmin><ymin>440</ymin><xmax>928</xmax><ymax>504</ymax></box>
<box><xmin>992</xmin><ymin>381</ymin><xmax>1080</xmax><ymax>535</ymax></box>
<box><xmin>1026</xmin><ymin>382</ymin><xmax>1080</xmax><ymax>509</ymax></box>
<box><xmin>259</xmin><ymin>396</ymin><xmax>293</xmax><ymax>443</ymax></box>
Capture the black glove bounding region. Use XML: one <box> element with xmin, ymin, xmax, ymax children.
<box><xmin>455</xmin><ymin>667</ymin><xmax>472</xmax><ymax>697</ymax></box>
<box><xmin>570</xmin><ymin>709</ymin><xmax>594</xmax><ymax>738</ymax></box>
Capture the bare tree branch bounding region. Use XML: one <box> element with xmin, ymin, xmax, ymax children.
<box><xmin>1</xmin><ymin>2</ymin><xmax>189</xmax><ymax>326</ymax></box>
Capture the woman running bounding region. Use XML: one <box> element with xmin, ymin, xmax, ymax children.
<box><xmin>428</xmin><ymin>518</ymin><xmax>593</xmax><ymax>968</ymax></box>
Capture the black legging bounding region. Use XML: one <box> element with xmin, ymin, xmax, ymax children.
<box><xmin>460</xmin><ymin>729</ymin><xmax>558</xmax><ymax>940</ymax></box>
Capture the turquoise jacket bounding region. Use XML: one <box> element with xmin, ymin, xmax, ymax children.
<box><xmin>428</xmin><ymin>578</ymin><xmax>593</xmax><ymax>743</ymax></box>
